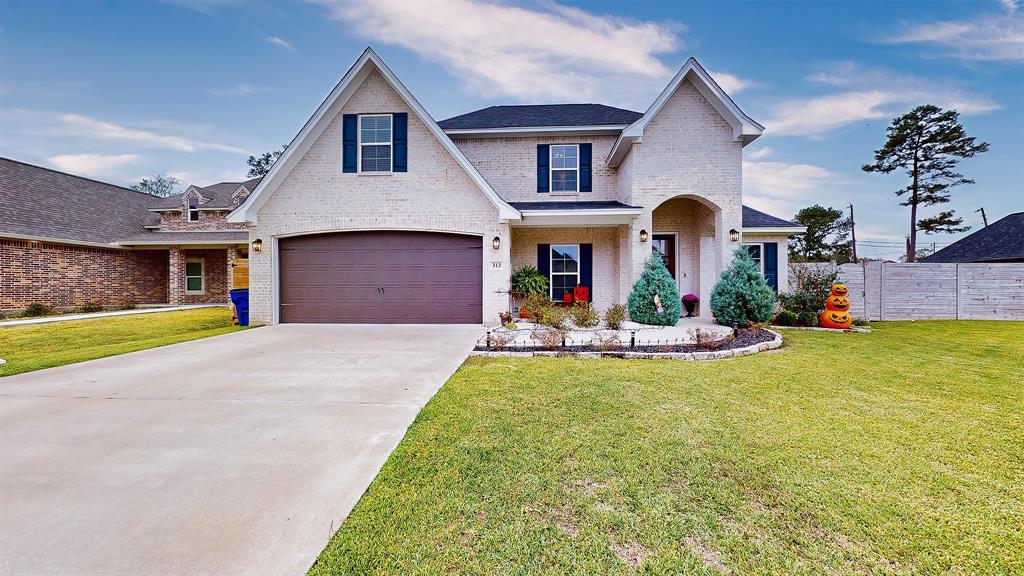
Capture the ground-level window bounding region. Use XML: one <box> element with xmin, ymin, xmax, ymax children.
<box><xmin>187</xmin><ymin>197</ymin><xmax>199</xmax><ymax>222</ymax></box>
<box><xmin>549</xmin><ymin>244</ymin><xmax>580</xmax><ymax>301</ymax></box>
<box><xmin>743</xmin><ymin>243</ymin><xmax>764</xmax><ymax>275</ymax></box>
<box><xmin>359</xmin><ymin>114</ymin><xmax>392</xmax><ymax>173</ymax></box>
<box><xmin>550</xmin><ymin>144</ymin><xmax>578</xmax><ymax>193</ymax></box>
<box><xmin>185</xmin><ymin>259</ymin><xmax>204</xmax><ymax>293</ymax></box>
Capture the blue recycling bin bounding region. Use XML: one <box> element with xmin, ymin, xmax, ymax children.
<box><xmin>229</xmin><ymin>288</ymin><xmax>249</xmax><ymax>326</ymax></box>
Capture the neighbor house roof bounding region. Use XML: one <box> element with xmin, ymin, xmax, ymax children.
<box><xmin>922</xmin><ymin>212</ymin><xmax>1024</xmax><ymax>263</ymax></box>
<box><xmin>439</xmin><ymin>104</ymin><xmax>643</xmax><ymax>131</ymax></box>
<box><xmin>0</xmin><ymin>157</ymin><xmax>157</xmax><ymax>246</ymax></box>
<box><xmin>742</xmin><ymin>205</ymin><xmax>800</xmax><ymax>229</ymax></box>
<box><xmin>150</xmin><ymin>177</ymin><xmax>262</xmax><ymax>211</ymax></box>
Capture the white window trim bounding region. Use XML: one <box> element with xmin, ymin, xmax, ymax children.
<box><xmin>184</xmin><ymin>258</ymin><xmax>205</xmax><ymax>294</ymax></box>
<box><xmin>187</xmin><ymin>198</ymin><xmax>200</xmax><ymax>222</ymax></box>
<box><xmin>549</xmin><ymin>144</ymin><xmax>579</xmax><ymax>194</ymax></box>
<box><xmin>357</xmin><ymin>113</ymin><xmax>393</xmax><ymax>174</ymax></box>
<box><xmin>549</xmin><ymin>243</ymin><xmax>581</xmax><ymax>301</ymax></box>
<box><xmin>742</xmin><ymin>242</ymin><xmax>765</xmax><ymax>276</ymax></box>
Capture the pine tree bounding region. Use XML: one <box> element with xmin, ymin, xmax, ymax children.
<box><xmin>710</xmin><ymin>248</ymin><xmax>776</xmax><ymax>327</ymax></box>
<box><xmin>627</xmin><ymin>254</ymin><xmax>681</xmax><ymax>326</ymax></box>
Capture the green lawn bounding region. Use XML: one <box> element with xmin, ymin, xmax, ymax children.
<box><xmin>311</xmin><ymin>321</ymin><xmax>1024</xmax><ymax>575</ymax></box>
<box><xmin>0</xmin><ymin>307</ymin><xmax>247</xmax><ymax>376</ymax></box>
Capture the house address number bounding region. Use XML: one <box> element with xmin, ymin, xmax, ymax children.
<box><xmin>491</xmin><ymin>261</ymin><xmax>502</xmax><ymax>269</ymax></box>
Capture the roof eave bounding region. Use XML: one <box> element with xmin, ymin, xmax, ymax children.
<box><xmin>444</xmin><ymin>124</ymin><xmax>629</xmax><ymax>138</ymax></box>
<box><xmin>742</xmin><ymin>226</ymin><xmax>805</xmax><ymax>234</ymax></box>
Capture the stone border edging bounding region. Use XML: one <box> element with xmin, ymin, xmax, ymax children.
<box><xmin>471</xmin><ymin>330</ymin><xmax>783</xmax><ymax>360</ymax></box>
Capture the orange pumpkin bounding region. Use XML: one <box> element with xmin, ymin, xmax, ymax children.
<box><xmin>831</xmin><ymin>283</ymin><xmax>849</xmax><ymax>297</ymax></box>
<box><xmin>819</xmin><ymin>309</ymin><xmax>852</xmax><ymax>329</ymax></box>
<box><xmin>826</xmin><ymin>294</ymin><xmax>851</xmax><ymax>311</ymax></box>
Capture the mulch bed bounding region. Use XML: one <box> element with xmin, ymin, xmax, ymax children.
<box><xmin>475</xmin><ymin>327</ymin><xmax>776</xmax><ymax>353</ymax></box>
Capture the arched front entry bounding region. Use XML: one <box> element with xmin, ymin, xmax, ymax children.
<box><xmin>649</xmin><ymin>195</ymin><xmax>724</xmax><ymax>317</ymax></box>
<box><xmin>278</xmin><ymin>231</ymin><xmax>482</xmax><ymax>323</ymax></box>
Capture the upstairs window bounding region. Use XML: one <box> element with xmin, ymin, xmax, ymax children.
<box><xmin>550</xmin><ymin>145</ymin><xmax>579</xmax><ymax>193</ymax></box>
<box><xmin>359</xmin><ymin>114</ymin><xmax>392</xmax><ymax>172</ymax></box>
<box><xmin>187</xmin><ymin>197</ymin><xmax>199</xmax><ymax>222</ymax></box>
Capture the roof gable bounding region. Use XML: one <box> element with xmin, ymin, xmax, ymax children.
<box><xmin>607</xmin><ymin>57</ymin><xmax>763</xmax><ymax>167</ymax></box>
<box><xmin>228</xmin><ymin>47</ymin><xmax>519</xmax><ymax>223</ymax></box>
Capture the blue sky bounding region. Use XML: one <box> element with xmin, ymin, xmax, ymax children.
<box><xmin>1</xmin><ymin>0</ymin><xmax>1021</xmax><ymax>257</ymax></box>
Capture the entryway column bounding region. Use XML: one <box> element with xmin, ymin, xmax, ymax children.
<box><xmin>226</xmin><ymin>247</ymin><xmax>238</xmax><ymax>292</ymax></box>
<box><xmin>168</xmin><ymin>247</ymin><xmax>183</xmax><ymax>305</ymax></box>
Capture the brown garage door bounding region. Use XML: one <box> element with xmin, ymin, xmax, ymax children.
<box><xmin>279</xmin><ymin>231</ymin><xmax>482</xmax><ymax>323</ymax></box>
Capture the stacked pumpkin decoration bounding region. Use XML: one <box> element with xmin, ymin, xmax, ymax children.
<box><xmin>819</xmin><ymin>282</ymin><xmax>853</xmax><ymax>329</ymax></box>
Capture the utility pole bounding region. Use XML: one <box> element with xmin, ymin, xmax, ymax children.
<box><xmin>848</xmin><ymin>203</ymin><xmax>858</xmax><ymax>263</ymax></box>
<box><xmin>976</xmin><ymin>207</ymin><xmax>988</xmax><ymax>227</ymax></box>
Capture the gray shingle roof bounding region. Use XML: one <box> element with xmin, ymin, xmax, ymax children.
<box><xmin>439</xmin><ymin>104</ymin><xmax>643</xmax><ymax>130</ymax></box>
<box><xmin>922</xmin><ymin>212</ymin><xmax>1024</xmax><ymax>263</ymax></box>
<box><xmin>150</xmin><ymin>177</ymin><xmax>262</xmax><ymax>211</ymax></box>
<box><xmin>509</xmin><ymin>201</ymin><xmax>641</xmax><ymax>211</ymax></box>
<box><xmin>0</xmin><ymin>157</ymin><xmax>157</xmax><ymax>244</ymax></box>
<box><xmin>742</xmin><ymin>205</ymin><xmax>800</xmax><ymax>228</ymax></box>
<box><xmin>117</xmin><ymin>231</ymin><xmax>248</xmax><ymax>245</ymax></box>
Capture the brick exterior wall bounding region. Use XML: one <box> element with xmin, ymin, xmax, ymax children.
<box><xmin>247</xmin><ymin>69</ymin><xmax>509</xmax><ymax>325</ymax></box>
<box><xmin>168</xmin><ymin>247</ymin><xmax>229</xmax><ymax>305</ymax></box>
<box><xmin>1</xmin><ymin>239</ymin><xmax>167</xmax><ymax>310</ymax></box>
<box><xmin>510</xmin><ymin>227</ymin><xmax>621</xmax><ymax>312</ymax></box>
<box><xmin>159</xmin><ymin>209</ymin><xmax>244</xmax><ymax>230</ymax></box>
<box><xmin>453</xmin><ymin>135</ymin><xmax>619</xmax><ymax>203</ymax></box>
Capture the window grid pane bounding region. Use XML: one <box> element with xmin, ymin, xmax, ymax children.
<box><xmin>360</xmin><ymin>116</ymin><xmax>392</xmax><ymax>144</ymax></box>
<box><xmin>185</xmin><ymin>262</ymin><xmax>202</xmax><ymax>276</ymax></box>
<box><xmin>186</xmin><ymin>277</ymin><xmax>203</xmax><ymax>291</ymax></box>
<box><xmin>551</xmin><ymin>170</ymin><xmax>577</xmax><ymax>192</ymax></box>
<box><xmin>361</xmin><ymin>144</ymin><xmax>392</xmax><ymax>172</ymax></box>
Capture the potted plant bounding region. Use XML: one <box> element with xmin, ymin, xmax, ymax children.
<box><xmin>510</xmin><ymin>265</ymin><xmax>549</xmax><ymax>318</ymax></box>
<box><xmin>682</xmin><ymin>293</ymin><xmax>700</xmax><ymax>317</ymax></box>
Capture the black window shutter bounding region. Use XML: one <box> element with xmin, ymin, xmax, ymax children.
<box><xmin>580</xmin><ymin>243</ymin><xmax>593</xmax><ymax>301</ymax></box>
<box><xmin>579</xmin><ymin>143</ymin><xmax>592</xmax><ymax>192</ymax></box>
<box><xmin>392</xmin><ymin>113</ymin><xmax>408</xmax><ymax>172</ymax></box>
<box><xmin>537</xmin><ymin>145</ymin><xmax>550</xmax><ymax>193</ymax></box>
<box><xmin>342</xmin><ymin>114</ymin><xmax>358</xmax><ymax>173</ymax></box>
<box><xmin>537</xmin><ymin>244</ymin><xmax>550</xmax><ymax>289</ymax></box>
<box><xmin>763</xmin><ymin>242</ymin><xmax>779</xmax><ymax>292</ymax></box>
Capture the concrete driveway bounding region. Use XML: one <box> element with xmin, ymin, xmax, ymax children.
<box><xmin>0</xmin><ymin>324</ymin><xmax>482</xmax><ymax>576</ymax></box>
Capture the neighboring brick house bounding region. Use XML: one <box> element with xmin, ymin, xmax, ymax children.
<box><xmin>229</xmin><ymin>48</ymin><xmax>802</xmax><ymax>325</ymax></box>
<box><xmin>2</xmin><ymin>47</ymin><xmax>803</xmax><ymax>322</ymax></box>
<box><xmin>0</xmin><ymin>157</ymin><xmax>252</xmax><ymax>311</ymax></box>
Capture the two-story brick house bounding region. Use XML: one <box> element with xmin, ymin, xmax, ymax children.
<box><xmin>228</xmin><ymin>48</ymin><xmax>801</xmax><ymax>324</ymax></box>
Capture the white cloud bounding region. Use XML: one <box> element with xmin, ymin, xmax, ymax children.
<box><xmin>746</xmin><ymin>146</ymin><xmax>774</xmax><ymax>160</ymax></box>
<box><xmin>207</xmin><ymin>83</ymin><xmax>273</xmax><ymax>96</ymax></box>
<box><xmin>763</xmin><ymin>62</ymin><xmax>1000</xmax><ymax>137</ymax></box>
<box><xmin>311</xmin><ymin>0</ymin><xmax>681</xmax><ymax>106</ymax></box>
<box><xmin>1002</xmin><ymin>0</ymin><xmax>1019</xmax><ymax>14</ymax></box>
<box><xmin>58</xmin><ymin>113</ymin><xmax>247</xmax><ymax>154</ymax></box>
<box><xmin>743</xmin><ymin>159</ymin><xmax>834</xmax><ymax>217</ymax></box>
<box><xmin>881</xmin><ymin>13</ymin><xmax>1024</xmax><ymax>61</ymax></box>
<box><xmin>48</xmin><ymin>153</ymin><xmax>140</xmax><ymax>178</ymax></box>
<box><xmin>708</xmin><ymin>70</ymin><xmax>757</xmax><ymax>94</ymax></box>
<box><xmin>266</xmin><ymin>36</ymin><xmax>295</xmax><ymax>52</ymax></box>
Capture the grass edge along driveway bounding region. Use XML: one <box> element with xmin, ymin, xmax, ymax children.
<box><xmin>310</xmin><ymin>321</ymin><xmax>1024</xmax><ymax>575</ymax></box>
<box><xmin>0</xmin><ymin>307</ymin><xmax>247</xmax><ymax>376</ymax></box>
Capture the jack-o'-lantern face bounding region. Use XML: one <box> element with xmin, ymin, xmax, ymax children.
<box><xmin>819</xmin><ymin>309</ymin><xmax>852</xmax><ymax>329</ymax></box>
<box><xmin>831</xmin><ymin>283</ymin><xmax>849</xmax><ymax>296</ymax></box>
<box><xmin>826</xmin><ymin>294</ymin><xmax>851</xmax><ymax>311</ymax></box>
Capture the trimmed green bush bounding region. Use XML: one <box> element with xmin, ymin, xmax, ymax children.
<box><xmin>627</xmin><ymin>255</ymin><xmax>681</xmax><ymax>326</ymax></box>
<box><xmin>570</xmin><ymin>301</ymin><xmax>599</xmax><ymax>328</ymax></box>
<box><xmin>603</xmin><ymin>304</ymin><xmax>627</xmax><ymax>330</ymax></box>
<box><xmin>774</xmin><ymin>309</ymin><xmax>798</xmax><ymax>326</ymax></box>
<box><xmin>797</xmin><ymin>311</ymin><xmax>818</xmax><ymax>327</ymax></box>
<box><xmin>21</xmin><ymin>302</ymin><xmax>54</xmax><ymax>318</ymax></box>
<box><xmin>710</xmin><ymin>248</ymin><xmax>777</xmax><ymax>327</ymax></box>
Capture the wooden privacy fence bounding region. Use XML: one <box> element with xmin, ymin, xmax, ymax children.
<box><xmin>789</xmin><ymin>262</ymin><xmax>1024</xmax><ymax>321</ymax></box>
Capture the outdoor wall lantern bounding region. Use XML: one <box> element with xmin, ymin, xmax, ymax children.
<box><xmin>639</xmin><ymin>229</ymin><xmax>649</xmax><ymax>243</ymax></box>
<box><xmin>252</xmin><ymin>238</ymin><xmax>264</xmax><ymax>252</ymax></box>
<box><xmin>492</xmin><ymin>236</ymin><xmax>501</xmax><ymax>250</ymax></box>
<box><xmin>729</xmin><ymin>229</ymin><xmax>740</xmax><ymax>242</ymax></box>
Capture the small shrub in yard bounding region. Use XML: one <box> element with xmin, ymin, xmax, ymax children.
<box><xmin>521</xmin><ymin>293</ymin><xmax>552</xmax><ymax>319</ymax></box>
<box><xmin>627</xmin><ymin>255</ymin><xmax>681</xmax><ymax>326</ymax></box>
<box><xmin>510</xmin><ymin>265</ymin><xmax>549</xmax><ymax>297</ymax></box>
<box><xmin>774</xmin><ymin>309</ymin><xmax>798</xmax><ymax>326</ymax></box>
<box><xmin>531</xmin><ymin>326</ymin><xmax>566</xmax><ymax>349</ymax></box>
<box><xmin>505</xmin><ymin>321</ymin><xmax>518</xmax><ymax>330</ymax></box>
<box><xmin>780</xmin><ymin>266</ymin><xmax>840</xmax><ymax>321</ymax></box>
<box><xmin>79</xmin><ymin>301</ymin><xmax>104</xmax><ymax>313</ymax></box>
<box><xmin>21</xmin><ymin>302</ymin><xmax>54</xmax><ymax>317</ymax></box>
<box><xmin>488</xmin><ymin>331</ymin><xmax>515</xmax><ymax>350</ymax></box>
<box><xmin>498</xmin><ymin>311</ymin><xmax>514</xmax><ymax>326</ymax></box>
<box><xmin>591</xmin><ymin>331</ymin><xmax>622</xmax><ymax>351</ymax></box>
<box><xmin>710</xmin><ymin>248</ymin><xmax>776</xmax><ymax>327</ymax></box>
<box><xmin>688</xmin><ymin>327</ymin><xmax>724</xmax><ymax>350</ymax></box>
<box><xmin>537</xmin><ymin>306</ymin><xmax>569</xmax><ymax>329</ymax></box>
<box><xmin>603</xmin><ymin>304</ymin><xmax>627</xmax><ymax>330</ymax></box>
<box><xmin>120</xmin><ymin>298</ymin><xmax>138</xmax><ymax>310</ymax></box>
<box><xmin>570</xmin><ymin>301</ymin><xmax>599</xmax><ymax>328</ymax></box>
<box><xmin>796</xmin><ymin>311</ymin><xmax>819</xmax><ymax>327</ymax></box>
<box><xmin>852</xmin><ymin>317</ymin><xmax>870</xmax><ymax>327</ymax></box>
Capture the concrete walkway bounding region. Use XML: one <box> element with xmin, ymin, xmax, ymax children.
<box><xmin>0</xmin><ymin>324</ymin><xmax>482</xmax><ymax>576</ymax></box>
<box><xmin>0</xmin><ymin>304</ymin><xmax>223</xmax><ymax>327</ymax></box>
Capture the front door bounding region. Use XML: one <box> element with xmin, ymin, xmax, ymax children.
<box><xmin>652</xmin><ymin>234</ymin><xmax>676</xmax><ymax>280</ymax></box>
